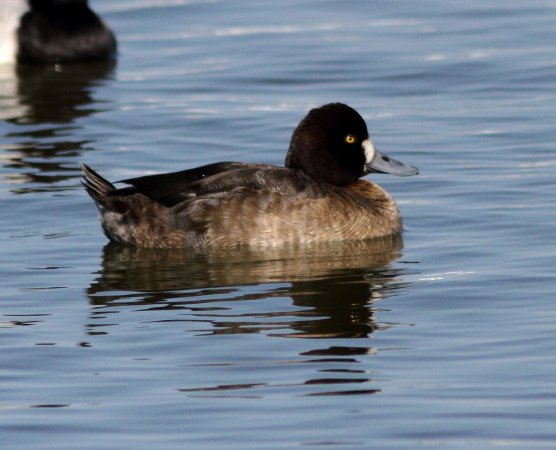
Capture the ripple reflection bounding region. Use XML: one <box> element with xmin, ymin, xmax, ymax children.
<box><xmin>87</xmin><ymin>237</ymin><xmax>408</xmax><ymax>338</ymax></box>
<box><xmin>86</xmin><ymin>237</ymin><xmax>413</xmax><ymax>396</ymax></box>
<box><xmin>0</xmin><ymin>62</ymin><xmax>115</xmax><ymax>192</ymax></box>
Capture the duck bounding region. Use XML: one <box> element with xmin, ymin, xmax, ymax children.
<box><xmin>82</xmin><ymin>103</ymin><xmax>418</xmax><ymax>248</ymax></box>
<box><xmin>0</xmin><ymin>0</ymin><xmax>116</xmax><ymax>64</ymax></box>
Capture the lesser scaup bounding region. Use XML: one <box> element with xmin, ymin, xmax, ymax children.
<box><xmin>0</xmin><ymin>0</ymin><xmax>116</xmax><ymax>64</ymax></box>
<box><xmin>82</xmin><ymin>103</ymin><xmax>418</xmax><ymax>248</ymax></box>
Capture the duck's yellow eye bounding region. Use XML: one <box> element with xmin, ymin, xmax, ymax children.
<box><xmin>345</xmin><ymin>134</ymin><xmax>357</xmax><ymax>144</ymax></box>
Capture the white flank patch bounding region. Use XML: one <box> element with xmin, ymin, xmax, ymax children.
<box><xmin>0</xmin><ymin>0</ymin><xmax>29</xmax><ymax>64</ymax></box>
<box><xmin>362</xmin><ymin>139</ymin><xmax>375</xmax><ymax>165</ymax></box>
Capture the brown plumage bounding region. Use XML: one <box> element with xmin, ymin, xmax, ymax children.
<box><xmin>82</xmin><ymin>103</ymin><xmax>418</xmax><ymax>248</ymax></box>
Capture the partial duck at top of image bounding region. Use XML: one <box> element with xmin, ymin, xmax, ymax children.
<box><xmin>0</xmin><ymin>0</ymin><xmax>117</xmax><ymax>65</ymax></box>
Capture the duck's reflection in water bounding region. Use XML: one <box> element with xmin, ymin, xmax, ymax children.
<box><xmin>0</xmin><ymin>61</ymin><xmax>115</xmax><ymax>192</ymax></box>
<box><xmin>87</xmin><ymin>237</ymin><xmax>413</xmax><ymax>396</ymax></box>
<box><xmin>87</xmin><ymin>236</ymin><xmax>408</xmax><ymax>340</ymax></box>
<box><xmin>11</xmin><ymin>62</ymin><xmax>115</xmax><ymax>125</ymax></box>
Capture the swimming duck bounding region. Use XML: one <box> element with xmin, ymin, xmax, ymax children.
<box><xmin>0</xmin><ymin>0</ymin><xmax>116</xmax><ymax>64</ymax></box>
<box><xmin>82</xmin><ymin>103</ymin><xmax>418</xmax><ymax>248</ymax></box>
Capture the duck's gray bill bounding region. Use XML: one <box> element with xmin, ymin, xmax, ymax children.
<box><xmin>367</xmin><ymin>149</ymin><xmax>419</xmax><ymax>177</ymax></box>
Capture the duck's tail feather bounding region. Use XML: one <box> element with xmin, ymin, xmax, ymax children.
<box><xmin>81</xmin><ymin>164</ymin><xmax>115</xmax><ymax>210</ymax></box>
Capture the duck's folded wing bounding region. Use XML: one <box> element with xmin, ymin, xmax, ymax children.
<box><xmin>110</xmin><ymin>163</ymin><xmax>324</xmax><ymax>207</ymax></box>
<box><xmin>110</xmin><ymin>162</ymin><xmax>271</xmax><ymax>206</ymax></box>
<box><xmin>184</xmin><ymin>165</ymin><xmax>321</xmax><ymax>198</ymax></box>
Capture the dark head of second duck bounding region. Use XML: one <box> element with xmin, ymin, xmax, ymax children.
<box><xmin>82</xmin><ymin>103</ymin><xmax>418</xmax><ymax>248</ymax></box>
<box><xmin>0</xmin><ymin>0</ymin><xmax>116</xmax><ymax>64</ymax></box>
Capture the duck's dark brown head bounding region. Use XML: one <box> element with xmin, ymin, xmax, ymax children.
<box><xmin>285</xmin><ymin>103</ymin><xmax>418</xmax><ymax>186</ymax></box>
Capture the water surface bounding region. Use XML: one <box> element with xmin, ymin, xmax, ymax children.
<box><xmin>2</xmin><ymin>0</ymin><xmax>556</xmax><ymax>448</ymax></box>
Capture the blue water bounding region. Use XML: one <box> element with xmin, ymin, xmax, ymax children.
<box><xmin>2</xmin><ymin>0</ymin><xmax>556</xmax><ymax>448</ymax></box>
